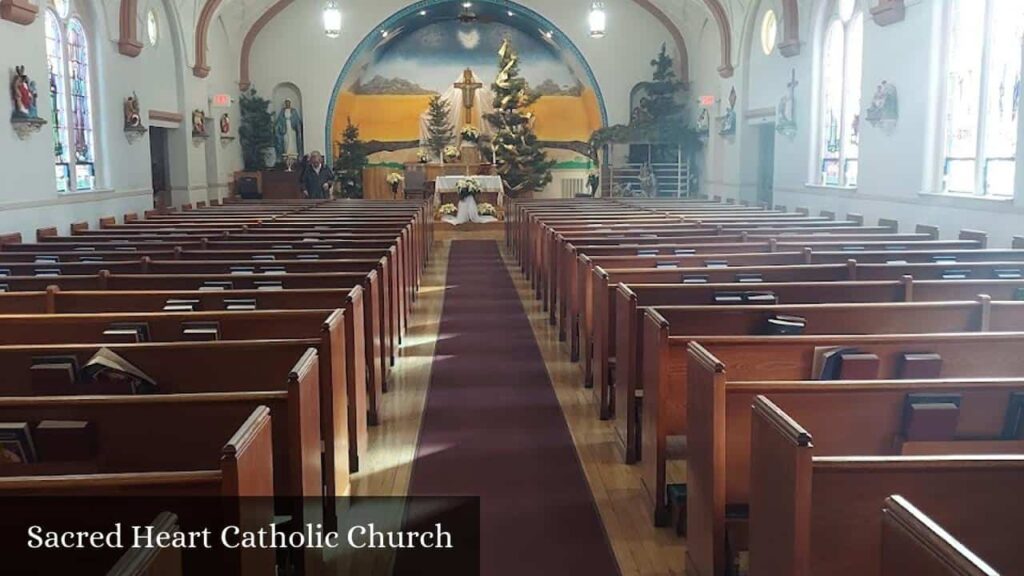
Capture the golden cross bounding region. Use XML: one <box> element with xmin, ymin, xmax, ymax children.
<box><xmin>454</xmin><ymin>68</ymin><xmax>483</xmax><ymax>124</ymax></box>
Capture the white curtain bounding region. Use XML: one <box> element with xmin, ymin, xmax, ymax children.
<box><xmin>419</xmin><ymin>70</ymin><xmax>494</xmax><ymax>147</ymax></box>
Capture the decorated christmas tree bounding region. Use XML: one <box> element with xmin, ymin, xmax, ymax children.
<box><xmin>334</xmin><ymin>118</ymin><xmax>368</xmax><ymax>199</ymax></box>
<box><xmin>484</xmin><ymin>38</ymin><xmax>555</xmax><ymax>196</ymax></box>
<box><xmin>238</xmin><ymin>88</ymin><xmax>274</xmax><ymax>171</ymax></box>
<box><xmin>425</xmin><ymin>95</ymin><xmax>454</xmax><ymax>162</ymax></box>
<box><xmin>635</xmin><ymin>43</ymin><xmax>686</xmax><ymax>132</ymax></box>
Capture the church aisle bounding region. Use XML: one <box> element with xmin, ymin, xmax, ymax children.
<box><xmin>408</xmin><ymin>240</ymin><xmax>620</xmax><ymax>576</ymax></box>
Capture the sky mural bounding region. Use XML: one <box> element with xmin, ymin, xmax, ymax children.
<box><xmin>330</xmin><ymin>9</ymin><xmax>603</xmax><ymax>152</ymax></box>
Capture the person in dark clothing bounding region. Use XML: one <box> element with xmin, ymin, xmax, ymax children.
<box><xmin>299</xmin><ymin>151</ymin><xmax>334</xmax><ymax>199</ymax></box>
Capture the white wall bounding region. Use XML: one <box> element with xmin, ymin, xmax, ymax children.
<box><xmin>713</xmin><ymin>0</ymin><xmax>1024</xmax><ymax>247</ymax></box>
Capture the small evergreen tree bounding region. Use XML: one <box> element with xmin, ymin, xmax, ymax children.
<box><xmin>636</xmin><ymin>44</ymin><xmax>685</xmax><ymax>129</ymax></box>
<box><xmin>238</xmin><ymin>88</ymin><xmax>274</xmax><ymax>171</ymax></box>
<box><xmin>425</xmin><ymin>95</ymin><xmax>454</xmax><ymax>162</ymax></box>
<box><xmin>483</xmin><ymin>38</ymin><xmax>555</xmax><ymax>196</ymax></box>
<box><xmin>334</xmin><ymin>118</ymin><xmax>368</xmax><ymax>199</ymax></box>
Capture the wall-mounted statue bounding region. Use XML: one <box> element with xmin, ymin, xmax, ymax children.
<box><xmin>718</xmin><ymin>87</ymin><xmax>737</xmax><ymax>136</ymax></box>
<box><xmin>776</xmin><ymin>68</ymin><xmax>798</xmax><ymax>137</ymax></box>
<box><xmin>274</xmin><ymin>99</ymin><xmax>304</xmax><ymax>165</ymax></box>
<box><xmin>10</xmin><ymin>66</ymin><xmax>46</xmax><ymax>139</ymax></box>
<box><xmin>192</xmin><ymin>109</ymin><xmax>207</xmax><ymax>137</ymax></box>
<box><xmin>124</xmin><ymin>92</ymin><xmax>142</xmax><ymax>129</ymax></box>
<box><xmin>220</xmin><ymin>113</ymin><xmax>231</xmax><ymax>136</ymax></box>
<box><xmin>865</xmin><ymin>81</ymin><xmax>898</xmax><ymax>130</ymax></box>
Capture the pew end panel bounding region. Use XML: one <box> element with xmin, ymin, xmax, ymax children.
<box><xmin>881</xmin><ymin>495</ymin><xmax>1000</xmax><ymax>576</ymax></box>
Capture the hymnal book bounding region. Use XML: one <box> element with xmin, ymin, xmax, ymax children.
<box><xmin>656</xmin><ymin>262</ymin><xmax>679</xmax><ymax>269</ymax></box>
<box><xmin>261</xmin><ymin>267</ymin><xmax>286</xmax><ymax>275</ymax></box>
<box><xmin>0</xmin><ymin>422</ymin><xmax>36</xmax><ymax>464</ymax></box>
<box><xmin>163</xmin><ymin>304</ymin><xmax>194</xmax><ymax>312</ymax></box>
<box><xmin>202</xmin><ymin>281</ymin><xmax>233</xmax><ymax>290</ymax></box>
<box><xmin>34</xmin><ymin>268</ymin><xmax>60</xmax><ymax>277</ymax></box>
<box><xmin>297</xmin><ymin>254</ymin><xmax>320</xmax><ymax>260</ymax></box>
<box><xmin>885</xmin><ymin>245</ymin><xmax>908</xmax><ymax>251</ymax></box>
<box><xmin>199</xmin><ymin>286</ymin><xmax>226</xmax><ymax>291</ymax></box>
<box><xmin>899</xmin><ymin>353</ymin><xmax>942</xmax><ymax>379</ymax></box>
<box><xmin>255</xmin><ymin>282</ymin><xmax>283</xmax><ymax>291</ymax></box>
<box><xmin>114</xmin><ymin>246</ymin><xmax>137</xmax><ymax>252</ymax></box>
<box><xmin>104</xmin><ymin>322</ymin><xmax>150</xmax><ymax>343</ymax></box>
<box><xmin>0</xmin><ymin>284</ymin><xmax>7</xmax><ymax>293</ymax></box>
<box><xmin>902</xmin><ymin>394</ymin><xmax>961</xmax><ymax>441</ymax></box>
<box><xmin>1001</xmin><ymin>392</ymin><xmax>1024</xmax><ymax>440</ymax></box>
<box><xmin>841</xmin><ymin>246</ymin><xmax>865</xmax><ymax>251</ymax></box>
<box><xmin>744</xmin><ymin>292</ymin><xmax>778</xmax><ymax>304</ymax></box>
<box><xmin>683</xmin><ymin>275</ymin><xmax>708</xmax><ymax>284</ymax></box>
<box><xmin>0</xmin><ymin>269</ymin><xmax>9</xmax><ymax>276</ymax></box>
<box><xmin>995</xmin><ymin>268</ymin><xmax>1023</xmax><ymax>280</ymax></box>
<box><xmin>941</xmin><ymin>269</ymin><xmax>970</xmax><ymax>280</ymax></box>
<box><xmin>230</xmin><ymin>267</ymin><xmax>255</xmax><ymax>275</ymax></box>
<box><xmin>713</xmin><ymin>292</ymin><xmax>745</xmax><ymax>305</ymax></box>
<box><xmin>82</xmin><ymin>348</ymin><xmax>157</xmax><ymax>395</ymax></box>
<box><xmin>705</xmin><ymin>260</ymin><xmax>729</xmax><ymax>268</ymax></box>
<box><xmin>272</xmin><ymin>245</ymin><xmax>293</xmax><ymax>250</ymax></box>
<box><xmin>674</xmin><ymin>249</ymin><xmax>696</xmax><ymax>255</ymax></box>
<box><xmin>79</xmin><ymin>256</ymin><xmax>103</xmax><ymax>262</ymax></box>
<box><xmin>932</xmin><ymin>255</ymin><xmax>957</xmax><ymax>263</ymax></box>
<box><xmin>312</xmin><ymin>245</ymin><xmax>332</xmax><ymax>250</ymax></box>
<box><xmin>102</xmin><ymin>329</ymin><xmax>142</xmax><ymax>344</ymax></box>
<box><xmin>766</xmin><ymin>315</ymin><xmax>806</xmax><ymax>335</ymax></box>
<box><xmin>30</xmin><ymin>356</ymin><xmax>79</xmax><ymax>395</ymax></box>
<box><xmin>812</xmin><ymin>347</ymin><xmax>859</xmax><ymax>380</ymax></box>
<box><xmin>736</xmin><ymin>274</ymin><xmax>763</xmax><ymax>283</ymax></box>
<box><xmin>227</xmin><ymin>304</ymin><xmax>257</xmax><ymax>311</ymax></box>
<box><xmin>837</xmin><ymin>352</ymin><xmax>881</xmax><ymax>380</ymax></box>
<box><xmin>224</xmin><ymin>298</ymin><xmax>257</xmax><ymax>311</ymax></box>
<box><xmin>182</xmin><ymin>322</ymin><xmax>220</xmax><ymax>341</ymax></box>
<box><xmin>886</xmin><ymin>260</ymin><xmax>909</xmax><ymax>265</ymax></box>
<box><xmin>637</xmin><ymin>249</ymin><xmax>658</xmax><ymax>256</ymax></box>
<box><xmin>166</xmin><ymin>299</ymin><xmax>199</xmax><ymax>307</ymax></box>
<box><xmin>34</xmin><ymin>256</ymin><xmax>59</xmax><ymax>263</ymax></box>
<box><xmin>73</xmin><ymin>246</ymin><xmax>96</xmax><ymax>251</ymax></box>
<box><xmin>34</xmin><ymin>421</ymin><xmax>97</xmax><ymax>462</ymax></box>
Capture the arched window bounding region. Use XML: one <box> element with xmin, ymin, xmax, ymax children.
<box><xmin>816</xmin><ymin>0</ymin><xmax>863</xmax><ymax>187</ymax></box>
<box><xmin>45</xmin><ymin>2</ymin><xmax>96</xmax><ymax>193</ymax></box>
<box><xmin>941</xmin><ymin>0</ymin><xmax>1024</xmax><ymax>197</ymax></box>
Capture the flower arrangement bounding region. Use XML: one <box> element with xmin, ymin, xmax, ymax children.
<box><xmin>477</xmin><ymin>202</ymin><xmax>497</xmax><ymax>217</ymax></box>
<box><xmin>386</xmin><ymin>172</ymin><xmax>404</xmax><ymax>197</ymax></box>
<box><xmin>438</xmin><ymin>203</ymin><xmax>458</xmax><ymax>217</ymax></box>
<box><xmin>417</xmin><ymin>149</ymin><xmax>430</xmax><ymax>163</ymax></box>
<box><xmin>443</xmin><ymin>145</ymin><xmax>461</xmax><ymax>161</ymax></box>
<box><xmin>456</xmin><ymin>177</ymin><xmax>481</xmax><ymax>200</ymax></box>
<box><xmin>460</xmin><ymin>125</ymin><xmax>480</xmax><ymax>143</ymax></box>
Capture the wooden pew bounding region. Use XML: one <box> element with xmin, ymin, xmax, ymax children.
<box><xmin>686</xmin><ymin>344</ymin><xmax>1024</xmax><ymax>575</ymax></box>
<box><xmin>106</xmin><ymin>512</ymin><xmax>185</xmax><ymax>576</ymax></box>
<box><xmin>0</xmin><ymin>407</ymin><xmax>276</xmax><ymax>575</ymax></box>
<box><xmin>748</xmin><ymin>396</ymin><xmax>1024</xmax><ymax>576</ymax></box>
<box><xmin>881</xmin><ymin>496</ymin><xmax>1000</xmax><ymax>576</ymax></box>
<box><xmin>641</xmin><ymin>330</ymin><xmax>1024</xmax><ymax>525</ymax></box>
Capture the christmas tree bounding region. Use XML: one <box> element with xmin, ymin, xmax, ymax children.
<box><xmin>483</xmin><ymin>38</ymin><xmax>555</xmax><ymax>196</ymax></box>
<box><xmin>636</xmin><ymin>43</ymin><xmax>685</xmax><ymax>129</ymax></box>
<box><xmin>334</xmin><ymin>118</ymin><xmax>368</xmax><ymax>199</ymax></box>
<box><xmin>238</xmin><ymin>88</ymin><xmax>274</xmax><ymax>171</ymax></box>
<box><xmin>425</xmin><ymin>94</ymin><xmax>454</xmax><ymax>162</ymax></box>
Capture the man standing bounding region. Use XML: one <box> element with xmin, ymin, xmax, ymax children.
<box><xmin>300</xmin><ymin>151</ymin><xmax>334</xmax><ymax>199</ymax></box>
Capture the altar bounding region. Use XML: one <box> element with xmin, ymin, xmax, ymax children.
<box><xmin>434</xmin><ymin>175</ymin><xmax>504</xmax><ymax>208</ymax></box>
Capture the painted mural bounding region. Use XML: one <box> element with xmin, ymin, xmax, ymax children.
<box><xmin>329</xmin><ymin>11</ymin><xmax>603</xmax><ymax>165</ymax></box>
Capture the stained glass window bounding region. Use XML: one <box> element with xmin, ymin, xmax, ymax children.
<box><xmin>761</xmin><ymin>10</ymin><xmax>777</xmax><ymax>56</ymax></box>
<box><xmin>146</xmin><ymin>9</ymin><xmax>158</xmax><ymax>46</ymax></box>
<box><xmin>817</xmin><ymin>0</ymin><xmax>863</xmax><ymax>187</ymax></box>
<box><xmin>45</xmin><ymin>10</ymin><xmax>69</xmax><ymax>193</ymax></box>
<box><xmin>943</xmin><ymin>0</ymin><xmax>1024</xmax><ymax>197</ymax></box>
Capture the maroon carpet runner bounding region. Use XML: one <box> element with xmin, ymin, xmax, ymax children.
<box><xmin>407</xmin><ymin>240</ymin><xmax>620</xmax><ymax>575</ymax></box>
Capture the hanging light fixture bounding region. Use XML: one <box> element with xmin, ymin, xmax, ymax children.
<box><xmin>323</xmin><ymin>0</ymin><xmax>342</xmax><ymax>38</ymax></box>
<box><xmin>588</xmin><ymin>2</ymin><xmax>606</xmax><ymax>38</ymax></box>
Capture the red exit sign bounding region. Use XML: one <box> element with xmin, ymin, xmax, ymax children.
<box><xmin>699</xmin><ymin>95</ymin><xmax>716</xmax><ymax>107</ymax></box>
<box><xmin>210</xmin><ymin>94</ymin><xmax>232</xmax><ymax>107</ymax></box>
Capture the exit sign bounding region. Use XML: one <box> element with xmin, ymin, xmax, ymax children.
<box><xmin>699</xmin><ymin>95</ymin><xmax>716</xmax><ymax>107</ymax></box>
<box><xmin>210</xmin><ymin>94</ymin><xmax>232</xmax><ymax>107</ymax></box>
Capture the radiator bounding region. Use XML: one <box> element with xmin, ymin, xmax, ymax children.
<box><xmin>560</xmin><ymin>177</ymin><xmax>586</xmax><ymax>197</ymax></box>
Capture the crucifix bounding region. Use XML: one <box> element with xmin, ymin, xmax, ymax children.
<box><xmin>454</xmin><ymin>68</ymin><xmax>483</xmax><ymax>125</ymax></box>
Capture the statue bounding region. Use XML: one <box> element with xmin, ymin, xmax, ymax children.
<box><xmin>191</xmin><ymin>109</ymin><xmax>207</xmax><ymax>137</ymax></box>
<box><xmin>219</xmin><ymin>113</ymin><xmax>231</xmax><ymax>135</ymax></box>
<box><xmin>865</xmin><ymin>81</ymin><xmax>898</xmax><ymax>129</ymax></box>
<box><xmin>777</xmin><ymin>68</ymin><xmax>798</xmax><ymax>137</ymax></box>
<box><xmin>124</xmin><ymin>92</ymin><xmax>142</xmax><ymax>129</ymax></box>
<box><xmin>453</xmin><ymin>68</ymin><xmax>483</xmax><ymax>124</ymax></box>
<box><xmin>274</xmin><ymin>99</ymin><xmax>304</xmax><ymax>164</ymax></box>
<box><xmin>11</xmin><ymin>66</ymin><xmax>39</xmax><ymax>119</ymax></box>
<box><xmin>718</xmin><ymin>87</ymin><xmax>737</xmax><ymax>136</ymax></box>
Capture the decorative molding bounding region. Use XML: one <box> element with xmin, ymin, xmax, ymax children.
<box><xmin>148</xmin><ymin>109</ymin><xmax>183</xmax><ymax>124</ymax></box>
<box><xmin>779</xmin><ymin>0</ymin><xmax>800</xmax><ymax>57</ymax></box>
<box><xmin>118</xmin><ymin>0</ymin><xmax>142</xmax><ymax>57</ymax></box>
<box><xmin>0</xmin><ymin>0</ymin><xmax>38</xmax><ymax>25</ymax></box>
<box><xmin>193</xmin><ymin>0</ymin><xmax>224</xmax><ymax>78</ymax></box>
<box><xmin>871</xmin><ymin>0</ymin><xmax>905</xmax><ymax>26</ymax></box>
<box><xmin>631</xmin><ymin>0</ymin><xmax>690</xmax><ymax>85</ymax></box>
<box><xmin>239</xmin><ymin>0</ymin><xmax>294</xmax><ymax>91</ymax></box>
<box><xmin>702</xmin><ymin>0</ymin><xmax>733</xmax><ymax>78</ymax></box>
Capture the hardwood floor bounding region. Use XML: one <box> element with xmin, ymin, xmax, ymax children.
<box><xmin>346</xmin><ymin>236</ymin><xmax>686</xmax><ymax>576</ymax></box>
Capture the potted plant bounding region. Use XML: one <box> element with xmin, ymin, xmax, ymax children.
<box><xmin>456</xmin><ymin>177</ymin><xmax>481</xmax><ymax>200</ymax></box>
<box><xmin>444</xmin><ymin>145</ymin><xmax>461</xmax><ymax>163</ymax></box>
<box><xmin>417</xmin><ymin>149</ymin><xmax>430</xmax><ymax>164</ymax></box>
<box><xmin>477</xmin><ymin>202</ymin><xmax>497</xmax><ymax>217</ymax></box>
<box><xmin>460</xmin><ymin>125</ymin><xmax>480</xmax><ymax>143</ymax></box>
<box><xmin>438</xmin><ymin>203</ymin><xmax>458</xmax><ymax>218</ymax></box>
<box><xmin>386</xmin><ymin>172</ymin><xmax>404</xmax><ymax>198</ymax></box>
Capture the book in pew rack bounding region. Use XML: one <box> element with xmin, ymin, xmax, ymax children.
<box><xmin>0</xmin><ymin>422</ymin><xmax>36</xmax><ymax>464</ymax></box>
<box><xmin>81</xmin><ymin>348</ymin><xmax>157</xmax><ymax>395</ymax></box>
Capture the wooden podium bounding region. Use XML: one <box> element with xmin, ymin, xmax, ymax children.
<box><xmin>260</xmin><ymin>169</ymin><xmax>303</xmax><ymax>200</ymax></box>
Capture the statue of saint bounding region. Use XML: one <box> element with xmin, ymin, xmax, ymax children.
<box><xmin>275</xmin><ymin>99</ymin><xmax>304</xmax><ymax>161</ymax></box>
<box><xmin>11</xmin><ymin>66</ymin><xmax>39</xmax><ymax>119</ymax></box>
<box><xmin>124</xmin><ymin>92</ymin><xmax>142</xmax><ymax>129</ymax></box>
